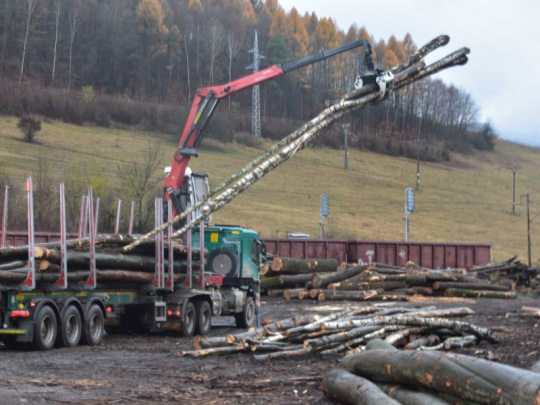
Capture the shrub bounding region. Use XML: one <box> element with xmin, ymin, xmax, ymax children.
<box><xmin>235</xmin><ymin>132</ymin><xmax>263</xmax><ymax>148</ymax></box>
<box><xmin>63</xmin><ymin>100</ymin><xmax>85</xmax><ymax>125</ymax></box>
<box><xmin>93</xmin><ymin>104</ymin><xmax>111</xmax><ymax>127</ymax></box>
<box><xmin>204</xmin><ymin>114</ymin><xmax>235</xmax><ymax>142</ymax></box>
<box><xmin>260</xmin><ymin>117</ymin><xmax>298</xmax><ymax>141</ymax></box>
<box><xmin>17</xmin><ymin>116</ymin><xmax>42</xmax><ymax>143</ymax></box>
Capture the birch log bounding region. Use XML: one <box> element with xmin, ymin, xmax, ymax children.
<box><xmin>122</xmin><ymin>38</ymin><xmax>471</xmax><ymax>251</ymax></box>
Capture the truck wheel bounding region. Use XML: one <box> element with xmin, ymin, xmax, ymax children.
<box><xmin>34</xmin><ymin>306</ymin><xmax>58</xmax><ymax>351</ymax></box>
<box><xmin>182</xmin><ymin>301</ymin><xmax>196</xmax><ymax>337</ymax></box>
<box><xmin>208</xmin><ymin>247</ymin><xmax>238</xmax><ymax>277</ymax></box>
<box><xmin>235</xmin><ymin>296</ymin><xmax>256</xmax><ymax>329</ymax></box>
<box><xmin>58</xmin><ymin>305</ymin><xmax>82</xmax><ymax>347</ymax></box>
<box><xmin>82</xmin><ymin>305</ymin><xmax>105</xmax><ymax>346</ymax></box>
<box><xmin>195</xmin><ymin>300</ymin><xmax>212</xmax><ymax>336</ymax></box>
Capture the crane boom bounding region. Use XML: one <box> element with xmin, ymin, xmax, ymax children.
<box><xmin>163</xmin><ymin>38</ymin><xmax>375</xmax><ymax>218</ymax></box>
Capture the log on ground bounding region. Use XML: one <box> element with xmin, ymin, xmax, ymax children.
<box><xmin>443</xmin><ymin>288</ymin><xmax>517</xmax><ymax>299</ymax></box>
<box><xmin>340</xmin><ymin>349</ymin><xmax>540</xmax><ymax>404</ymax></box>
<box><xmin>271</xmin><ymin>257</ymin><xmax>338</xmax><ymax>273</ymax></box>
<box><xmin>321</xmin><ymin>368</ymin><xmax>400</xmax><ymax>405</ymax></box>
<box><xmin>311</xmin><ymin>265</ymin><xmax>368</xmax><ymax>288</ymax></box>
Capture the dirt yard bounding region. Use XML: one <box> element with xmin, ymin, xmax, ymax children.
<box><xmin>1</xmin><ymin>295</ymin><xmax>539</xmax><ymax>404</ymax></box>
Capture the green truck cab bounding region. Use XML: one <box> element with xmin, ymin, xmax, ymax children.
<box><xmin>193</xmin><ymin>225</ymin><xmax>264</xmax><ymax>280</ymax></box>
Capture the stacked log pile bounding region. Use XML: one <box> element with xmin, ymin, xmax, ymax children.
<box><xmin>261</xmin><ymin>257</ymin><xmax>531</xmax><ymax>301</ymax></box>
<box><xmin>179</xmin><ymin>305</ymin><xmax>501</xmax><ymax>359</ymax></box>
<box><xmin>0</xmin><ymin>234</ymin><xmax>197</xmax><ymax>288</ymax></box>
<box><xmin>467</xmin><ymin>256</ymin><xmax>538</xmax><ymax>287</ymax></box>
<box><xmin>322</xmin><ymin>338</ymin><xmax>540</xmax><ymax>404</ymax></box>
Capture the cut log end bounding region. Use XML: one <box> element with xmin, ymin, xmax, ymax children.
<box><xmin>192</xmin><ymin>335</ymin><xmax>202</xmax><ymax>350</ymax></box>
<box><xmin>271</xmin><ymin>257</ymin><xmax>283</xmax><ymax>272</ymax></box>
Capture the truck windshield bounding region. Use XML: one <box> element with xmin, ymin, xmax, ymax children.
<box><xmin>251</xmin><ymin>240</ymin><xmax>260</xmax><ymax>266</ymax></box>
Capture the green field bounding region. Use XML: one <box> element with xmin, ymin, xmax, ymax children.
<box><xmin>1</xmin><ymin>115</ymin><xmax>539</xmax><ymax>263</ymax></box>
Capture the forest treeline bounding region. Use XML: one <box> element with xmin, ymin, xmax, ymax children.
<box><xmin>0</xmin><ymin>0</ymin><xmax>495</xmax><ymax>159</ymax></box>
<box><xmin>0</xmin><ymin>0</ymin><xmax>498</xmax><ymax>234</ymax></box>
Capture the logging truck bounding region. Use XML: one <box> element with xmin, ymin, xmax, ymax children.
<box><xmin>0</xmin><ymin>38</ymin><xmax>378</xmax><ymax>350</ymax></box>
<box><xmin>0</xmin><ymin>184</ymin><xmax>265</xmax><ymax>350</ymax></box>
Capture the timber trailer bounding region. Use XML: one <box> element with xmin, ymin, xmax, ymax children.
<box><xmin>0</xmin><ymin>179</ymin><xmax>264</xmax><ymax>350</ymax></box>
<box><xmin>0</xmin><ymin>38</ymin><xmax>378</xmax><ymax>350</ymax></box>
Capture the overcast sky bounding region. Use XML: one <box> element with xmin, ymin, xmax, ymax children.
<box><xmin>279</xmin><ymin>0</ymin><xmax>539</xmax><ymax>147</ymax></box>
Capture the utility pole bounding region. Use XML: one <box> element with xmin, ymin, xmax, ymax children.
<box><xmin>508</xmin><ymin>164</ymin><xmax>521</xmax><ymax>215</ymax></box>
<box><xmin>415</xmin><ymin>142</ymin><xmax>420</xmax><ymax>191</ymax></box>
<box><xmin>415</xmin><ymin>115</ymin><xmax>423</xmax><ymax>191</ymax></box>
<box><xmin>342</xmin><ymin>123</ymin><xmax>350</xmax><ymax>170</ymax></box>
<box><xmin>520</xmin><ymin>194</ymin><xmax>532</xmax><ymax>267</ymax></box>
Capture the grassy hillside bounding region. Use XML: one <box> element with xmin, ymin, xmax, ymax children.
<box><xmin>0</xmin><ymin>115</ymin><xmax>539</xmax><ymax>263</ymax></box>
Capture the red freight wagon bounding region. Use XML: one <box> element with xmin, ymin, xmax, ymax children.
<box><xmin>262</xmin><ymin>238</ymin><xmax>490</xmax><ymax>269</ymax></box>
<box><xmin>2</xmin><ymin>232</ymin><xmax>490</xmax><ymax>269</ymax></box>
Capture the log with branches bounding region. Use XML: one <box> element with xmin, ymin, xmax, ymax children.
<box><xmin>179</xmin><ymin>304</ymin><xmax>500</xmax><ymax>361</ymax></box>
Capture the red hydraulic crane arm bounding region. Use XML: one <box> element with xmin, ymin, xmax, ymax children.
<box><xmin>164</xmin><ymin>38</ymin><xmax>375</xmax><ymax>217</ymax></box>
<box><xmin>163</xmin><ymin>64</ymin><xmax>286</xmax><ymax>203</ymax></box>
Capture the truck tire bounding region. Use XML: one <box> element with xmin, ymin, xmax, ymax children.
<box><xmin>82</xmin><ymin>305</ymin><xmax>105</xmax><ymax>346</ymax></box>
<box><xmin>182</xmin><ymin>301</ymin><xmax>196</xmax><ymax>337</ymax></box>
<box><xmin>194</xmin><ymin>300</ymin><xmax>212</xmax><ymax>336</ymax></box>
<box><xmin>34</xmin><ymin>305</ymin><xmax>58</xmax><ymax>351</ymax></box>
<box><xmin>207</xmin><ymin>247</ymin><xmax>238</xmax><ymax>277</ymax></box>
<box><xmin>58</xmin><ymin>305</ymin><xmax>82</xmax><ymax>347</ymax></box>
<box><xmin>235</xmin><ymin>296</ymin><xmax>256</xmax><ymax>329</ymax></box>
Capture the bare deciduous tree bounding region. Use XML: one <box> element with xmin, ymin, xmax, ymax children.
<box><xmin>51</xmin><ymin>0</ymin><xmax>61</xmax><ymax>86</ymax></box>
<box><xmin>116</xmin><ymin>143</ymin><xmax>163</xmax><ymax>232</ymax></box>
<box><xmin>19</xmin><ymin>0</ymin><xmax>38</xmax><ymax>86</ymax></box>
<box><xmin>67</xmin><ymin>2</ymin><xmax>80</xmax><ymax>93</ymax></box>
<box><xmin>226</xmin><ymin>32</ymin><xmax>242</xmax><ymax>110</ymax></box>
<box><xmin>207</xmin><ymin>20</ymin><xmax>224</xmax><ymax>84</ymax></box>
